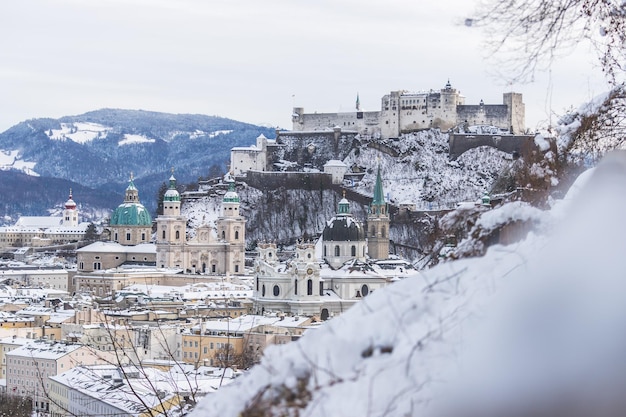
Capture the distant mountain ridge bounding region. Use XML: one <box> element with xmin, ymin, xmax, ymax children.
<box><xmin>0</xmin><ymin>109</ymin><xmax>276</xmax><ymax>222</ymax></box>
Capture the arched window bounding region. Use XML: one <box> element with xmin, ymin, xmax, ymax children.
<box><xmin>361</xmin><ymin>284</ymin><xmax>369</xmax><ymax>297</ymax></box>
<box><xmin>175</xmin><ymin>230</ymin><xmax>180</xmax><ymax>240</ymax></box>
<box><xmin>273</xmin><ymin>285</ymin><xmax>280</xmax><ymax>297</ymax></box>
<box><xmin>235</xmin><ymin>230</ymin><xmax>239</xmax><ymax>240</ymax></box>
<box><xmin>141</xmin><ymin>233</ymin><xmax>146</xmax><ymax>241</ymax></box>
<box><xmin>381</xmin><ymin>226</ymin><xmax>386</xmax><ymax>238</ymax></box>
<box><xmin>334</xmin><ymin>245</ymin><xmax>340</xmax><ymax>256</ymax></box>
<box><xmin>162</xmin><ymin>230</ymin><xmax>165</xmax><ymax>239</ymax></box>
<box><xmin>307</xmin><ymin>279</ymin><xmax>313</xmax><ymax>295</ymax></box>
<box><xmin>222</xmin><ymin>231</ymin><xmax>225</xmax><ymax>240</ymax></box>
<box><xmin>256</xmin><ymin>277</ymin><xmax>259</xmax><ymax>291</ymax></box>
<box><xmin>294</xmin><ymin>279</ymin><xmax>298</xmax><ymax>295</ymax></box>
<box><xmin>262</xmin><ymin>284</ymin><xmax>266</xmax><ymax>297</ymax></box>
<box><xmin>371</xmin><ymin>226</ymin><xmax>376</xmax><ymax>237</ymax></box>
<box><xmin>351</xmin><ymin>245</ymin><xmax>356</xmax><ymax>256</ymax></box>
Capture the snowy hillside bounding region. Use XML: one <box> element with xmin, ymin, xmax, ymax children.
<box><xmin>345</xmin><ymin>131</ymin><xmax>513</xmax><ymax>209</ymax></box>
<box><xmin>190</xmin><ymin>150</ymin><xmax>626</xmax><ymax>417</ymax></box>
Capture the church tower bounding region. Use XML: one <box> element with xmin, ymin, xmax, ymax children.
<box><xmin>367</xmin><ymin>167</ymin><xmax>390</xmax><ymax>260</ymax></box>
<box><xmin>62</xmin><ymin>189</ymin><xmax>79</xmax><ymax>227</ymax></box>
<box><xmin>216</xmin><ymin>181</ymin><xmax>246</xmax><ymax>274</ymax></box>
<box><xmin>156</xmin><ymin>173</ymin><xmax>187</xmax><ymax>268</ymax></box>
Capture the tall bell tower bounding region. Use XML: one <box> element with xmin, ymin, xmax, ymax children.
<box><xmin>367</xmin><ymin>167</ymin><xmax>390</xmax><ymax>260</ymax></box>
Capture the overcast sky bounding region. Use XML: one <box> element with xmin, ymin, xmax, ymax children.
<box><xmin>0</xmin><ymin>0</ymin><xmax>609</xmax><ymax>133</ymax></box>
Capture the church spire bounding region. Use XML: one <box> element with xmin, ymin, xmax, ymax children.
<box><xmin>372</xmin><ymin>166</ymin><xmax>385</xmax><ymax>207</ymax></box>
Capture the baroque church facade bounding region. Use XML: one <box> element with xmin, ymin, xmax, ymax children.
<box><xmin>155</xmin><ymin>176</ymin><xmax>246</xmax><ymax>275</ymax></box>
<box><xmin>252</xmin><ymin>168</ymin><xmax>414</xmax><ymax>319</ymax></box>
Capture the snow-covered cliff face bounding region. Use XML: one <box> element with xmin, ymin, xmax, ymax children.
<box><xmin>183</xmin><ymin>129</ymin><xmax>520</xmax><ymax>258</ymax></box>
<box><xmin>190</xmin><ymin>151</ymin><xmax>626</xmax><ymax>417</ymax></box>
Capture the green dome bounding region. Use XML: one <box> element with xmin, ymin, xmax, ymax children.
<box><xmin>110</xmin><ymin>203</ymin><xmax>152</xmax><ymax>226</ymax></box>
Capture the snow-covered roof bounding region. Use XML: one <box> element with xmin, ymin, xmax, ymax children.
<box><xmin>77</xmin><ymin>241</ymin><xmax>156</xmax><ymax>254</ymax></box>
<box><xmin>7</xmin><ymin>339</ymin><xmax>83</xmax><ymax>360</ymax></box>
<box><xmin>14</xmin><ymin>216</ymin><xmax>62</xmax><ymax>228</ymax></box>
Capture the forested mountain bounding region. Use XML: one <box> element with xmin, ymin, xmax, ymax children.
<box><xmin>0</xmin><ymin>109</ymin><xmax>276</xmax><ymax>222</ymax></box>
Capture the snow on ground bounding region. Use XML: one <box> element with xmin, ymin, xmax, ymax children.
<box><xmin>191</xmin><ymin>152</ymin><xmax>626</xmax><ymax>417</ymax></box>
<box><xmin>118</xmin><ymin>133</ymin><xmax>156</xmax><ymax>146</ymax></box>
<box><xmin>48</xmin><ymin>122</ymin><xmax>110</xmax><ymax>143</ymax></box>
<box><xmin>0</xmin><ymin>149</ymin><xmax>38</xmax><ymax>176</ymax></box>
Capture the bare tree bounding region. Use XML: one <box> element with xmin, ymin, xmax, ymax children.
<box><xmin>0</xmin><ymin>393</ymin><xmax>32</xmax><ymax>417</ymax></box>
<box><xmin>470</xmin><ymin>0</ymin><xmax>626</xmax><ymax>85</ymax></box>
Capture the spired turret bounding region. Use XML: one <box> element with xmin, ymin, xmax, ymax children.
<box><xmin>62</xmin><ymin>189</ymin><xmax>79</xmax><ymax>227</ymax></box>
<box><xmin>367</xmin><ymin>166</ymin><xmax>390</xmax><ymax>260</ymax></box>
<box><xmin>163</xmin><ymin>173</ymin><xmax>181</xmax><ymax>216</ymax></box>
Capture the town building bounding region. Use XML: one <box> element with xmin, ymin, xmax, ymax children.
<box><xmin>0</xmin><ymin>190</ymin><xmax>89</xmax><ymax>248</ymax></box>
<box><xmin>5</xmin><ymin>339</ymin><xmax>109</xmax><ymax>413</ymax></box>
<box><xmin>49</xmin><ymin>363</ymin><xmax>238</xmax><ymax>417</ymax></box>
<box><xmin>291</xmin><ymin>81</ymin><xmax>526</xmax><ymax>138</ymax></box>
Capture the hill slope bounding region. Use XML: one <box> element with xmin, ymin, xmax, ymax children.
<box><xmin>0</xmin><ymin>109</ymin><xmax>276</xmax><ymax>220</ymax></box>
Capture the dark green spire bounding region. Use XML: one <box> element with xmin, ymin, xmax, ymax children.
<box><xmin>372</xmin><ymin>166</ymin><xmax>385</xmax><ymax>206</ymax></box>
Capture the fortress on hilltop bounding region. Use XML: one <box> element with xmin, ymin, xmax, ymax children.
<box><xmin>291</xmin><ymin>81</ymin><xmax>526</xmax><ymax>138</ymax></box>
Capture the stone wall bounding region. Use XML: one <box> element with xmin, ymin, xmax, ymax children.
<box><xmin>448</xmin><ymin>134</ymin><xmax>536</xmax><ymax>159</ymax></box>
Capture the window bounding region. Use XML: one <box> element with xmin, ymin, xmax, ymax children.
<box><xmin>361</xmin><ymin>284</ymin><xmax>369</xmax><ymax>297</ymax></box>
<box><xmin>262</xmin><ymin>285</ymin><xmax>266</xmax><ymax>297</ymax></box>
<box><xmin>93</xmin><ymin>262</ymin><xmax>101</xmax><ymax>270</ymax></box>
<box><xmin>126</xmin><ymin>233</ymin><xmax>131</xmax><ymax>241</ymax></box>
<box><xmin>162</xmin><ymin>230</ymin><xmax>166</xmax><ymax>239</ymax></box>
<box><xmin>294</xmin><ymin>279</ymin><xmax>298</xmax><ymax>295</ymax></box>
<box><xmin>235</xmin><ymin>265</ymin><xmax>239</xmax><ymax>273</ymax></box>
<box><xmin>307</xmin><ymin>279</ymin><xmax>313</xmax><ymax>296</ymax></box>
<box><xmin>371</xmin><ymin>226</ymin><xmax>375</xmax><ymax>237</ymax></box>
<box><xmin>381</xmin><ymin>226</ymin><xmax>386</xmax><ymax>238</ymax></box>
<box><xmin>351</xmin><ymin>245</ymin><xmax>356</xmax><ymax>256</ymax></box>
<box><xmin>141</xmin><ymin>233</ymin><xmax>146</xmax><ymax>241</ymax></box>
<box><xmin>212</xmin><ymin>264</ymin><xmax>216</xmax><ymax>273</ymax></box>
<box><xmin>222</xmin><ymin>231</ymin><xmax>225</xmax><ymax>240</ymax></box>
<box><xmin>335</xmin><ymin>245</ymin><xmax>340</xmax><ymax>256</ymax></box>
<box><xmin>235</xmin><ymin>231</ymin><xmax>239</xmax><ymax>240</ymax></box>
<box><xmin>273</xmin><ymin>285</ymin><xmax>280</xmax><ymax>297</ymax></box>
<box><xmin>323</xmin><ymin>246</ymin><xmax>327</xmax><ymax>257</ymax></box>
<box><xmin>175</xmin><ymin>230</ymin><xmax>180</xmax><ymax>239</ymax></box>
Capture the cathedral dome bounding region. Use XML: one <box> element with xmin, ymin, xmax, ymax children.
<box><xmin>110</xmin><ymin>176</ymin><xmax>153</xmax><ymax>226</ymax></box>
<box><xmin>110</xmin><ymin>203</ymin><xmax>152</xmax><ymax>226</ymax></box>
<box><xmin>322</xmin><ymin>215</ymin><xmax>365</xmax><ymax>242</ymax></box>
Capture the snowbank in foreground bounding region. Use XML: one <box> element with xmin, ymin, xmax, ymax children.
<box><xmin>192</xmin><ymin>151</ymin><xmax>626</xmax><ymax>417</ymax></box>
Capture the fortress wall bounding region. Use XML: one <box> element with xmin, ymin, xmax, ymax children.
<box><xmin>244</xmin><ymin>171</ymin><xmax>333</xmax><ymax>191</ymax></box>
<box><xmin>456</xmin><ymin>105</ymin><xmax>509</xmax><ymax>129</ymax></box>
<box><xmin>274</xmin><ymin>130</ymin><xmax>358</xmax><ymax>170</ymax></box>
<box><xmin>449</xmin><ymin>134</ymin><xmax>536</xmax><ymax>159</ymax></box>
